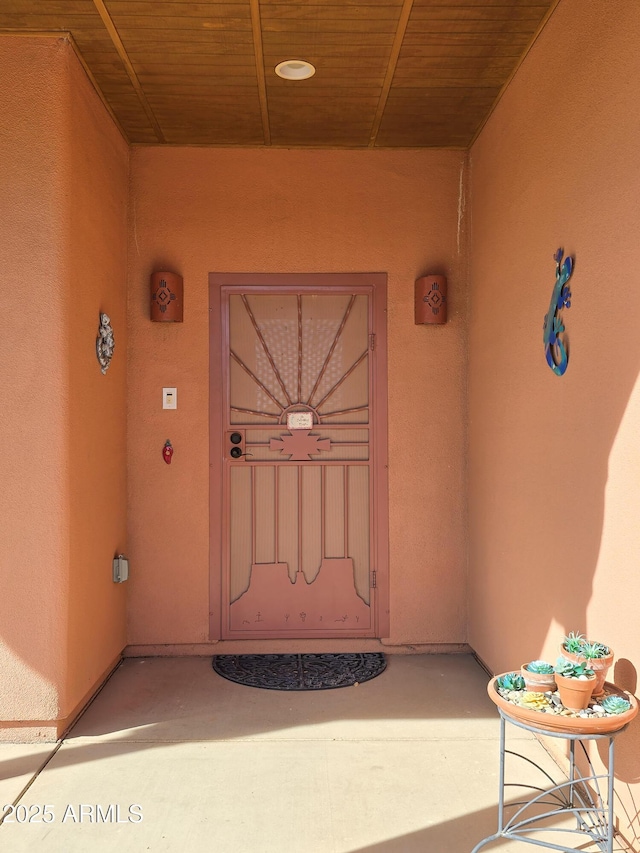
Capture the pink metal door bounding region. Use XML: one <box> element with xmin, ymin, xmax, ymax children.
<box><xmin>209</xmin><ymin>273</ymin><xmax>388</xmax><ymax>639</ymax></box>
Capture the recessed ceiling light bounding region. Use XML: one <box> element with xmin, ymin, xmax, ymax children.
<box><xmin>275</xmin><ymin>60</ymin><xmax>316</xmax><ymax>81</ymax></box>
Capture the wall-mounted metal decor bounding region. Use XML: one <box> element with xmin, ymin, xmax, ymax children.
<box><xmin>543</xmin><ymin>248</ymin><xmax>574</xmax><ymax>376</ymax></box>
<box><xmin>96</xmin><ymin>312</ymin><xmax>115</xmax><ymax>374</ymax></box>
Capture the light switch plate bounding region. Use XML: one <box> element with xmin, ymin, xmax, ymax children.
<box><xmin>163</xmin><ymin>387</ymin><xmax>177</xmax><ymax>409</ymax></box>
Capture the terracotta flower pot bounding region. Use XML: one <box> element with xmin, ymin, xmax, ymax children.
<box><xmin>559</xmin><ymin>644</ymin><xmax>614</xmax><ymax>697</ymax></box>
<box><xmin>555</xmin><ymin>672</ymin><xmax>596</xmax><ymax>711</ymax></box>
<box><xmin>521</xmin><ymin>664</ymin><xmax>556</xmax><ymax>693</ymax></box>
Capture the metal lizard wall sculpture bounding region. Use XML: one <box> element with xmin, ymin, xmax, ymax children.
<box><xmin>543</xmin><ymin>248</ymin><xmax>574</xmax><ymax>376</ymax></box>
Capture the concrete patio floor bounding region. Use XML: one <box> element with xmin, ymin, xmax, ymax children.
<box><xmin>0</xmin><ymin>654</ymin><xmax>632</xmax><ymax>852</ymax></box>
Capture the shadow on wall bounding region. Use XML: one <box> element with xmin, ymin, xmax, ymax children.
<box><xmin>468</xmin><ymin>232</ymin><xmax>640</xmax><ymax>660</ymax></box>
<box><xmin>467</xmin><ymin>0</ymin><xmax>640</xmax><ymax>715</ymax></box>
<box><xmin>475</xmin><ymin>223</ymin><xmax>640</xmax><ymax>827</ymax></box>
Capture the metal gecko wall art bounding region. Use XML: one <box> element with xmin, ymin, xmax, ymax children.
<box><xmin>543</xmin><ymin>247</ymin><xmax>574</xmax><ymax>376</ymax></box>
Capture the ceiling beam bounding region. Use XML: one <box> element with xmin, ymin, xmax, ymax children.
<box><xmin>368</xmin><ymin>0</ymin><xmax>414</xmax><ymax>148</ymax></box>
<box><xmin>91</xmin><ymin>0</ymin><xmax>165</xmax><ymax>143</ymax></box>
<box><xmin>250</xmin><ymin>0</ymin><xmax>271</xmax><ymax>146</ymax></box>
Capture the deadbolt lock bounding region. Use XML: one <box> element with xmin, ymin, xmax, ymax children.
<box><xmin>228</xmin><ymin>430</ymin><xmax>246</xmax><ymax>460</ymax></box>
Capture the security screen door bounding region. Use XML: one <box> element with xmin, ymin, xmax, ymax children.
<box><xmin>209</xmin><ymin>273</ymin><xmax>388</xmax><ymax>640</ymax></box>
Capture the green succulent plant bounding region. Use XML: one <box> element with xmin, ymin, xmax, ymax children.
<box><xmin>562</xmin><ymin>632</ymin><xmax>611</xmax><ymax>660</ymax></box>
<box><xmin>563</xmin><ymin>631</ymin><xmax>586</xmax><ymax>654</ymax></box>
<box><xmin>580</xmin><ymin>641</ymin><xmax>610</xmax><ymax>659</ymax></box>
<box><xmin>525</xmin><ymin>660</ymin><xmax>554</xmax><ymax>674</ymax></box>
<box><xmin>601</xmin><ymin>695</ymin><xmax>631</xmax><ymax>715</ymax></box>
<box><xmin>497</xmin><ymin>672</ymin><xmax>525</xmax><ymax>691</ymax></box>
<box><xmin>554</xmin><ymin>657</ymin><xmax>595</xmax><ymax>679</ymax></box>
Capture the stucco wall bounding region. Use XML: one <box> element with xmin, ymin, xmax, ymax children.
<box><xmin>0</xmin><ymin>38</ymin><xmax>68</xmax><ymax>732</ymax></box>
<box><xmin>468</xmin><ymin>0</ymin><xmax>640</xmax><ymax>843</ymax></box>
<box><xmin>0</xmin><ymin>37</ymin><xmax>128</xmax><ymax>739</ymax></box>
<box><xmin>64</xmin><ymin>41</ymin><xmax>129</xmax><ymax>720</ymax></box>
<box><xmin>127</xmin><ymin>147</ymin><xmax>468</xmax><ymax>650</ymax></box>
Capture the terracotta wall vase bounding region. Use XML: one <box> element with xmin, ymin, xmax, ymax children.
<box><xmin>559</xmin><ymin>644</ymin><xmax>614</xmax><ymax>697</ymax></box>
<box><xmin>555</xmin><ymin>673</ymin><xmax>596</xmax><ymax>711</ymax></box>
<box><xmin>521</xmin><ymin>665</ymin><xmax>556</xmax><ymax>693</ymax></box>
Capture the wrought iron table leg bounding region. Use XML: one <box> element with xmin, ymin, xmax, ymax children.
<box><xmin>470</xmin><ymin>716</ymin><xmax>507</xmax><ymax>853</ymax></box>
<box><xmin>471</xmin><ymin>712</ymin><xmax>624</xmax><ymax>852</ymax></box>
<box><xmin>607</xmin><ymin>736</ymin><xmax>615</xmax><ymax>853</ymax></box>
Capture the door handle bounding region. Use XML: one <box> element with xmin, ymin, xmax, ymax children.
<box><xmin>229</xmin><ymin>447</ymin><xmax>253</xmax><ymax>459</ymax></box>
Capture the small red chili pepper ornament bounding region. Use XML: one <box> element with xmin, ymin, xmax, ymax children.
<box><xmin>163</xmin><ymin>440</ymin><xmax>174</xmax><ymax>464</ymax></box>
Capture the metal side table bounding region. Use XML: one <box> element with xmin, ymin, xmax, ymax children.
<box><xmin>472</xmin><ymin>708</ymin><xmax>629</xmax><ymax>853</ymax></box>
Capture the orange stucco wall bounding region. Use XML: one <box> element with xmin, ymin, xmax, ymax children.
<box><xmin>0</xmin><ymin>37</ymin><xmax>128</xmax><ymax>739</ymax></box>
<box><xmin>0</xmin><ymin>38</ymin><xmax>68</xmax><ymax>732</ymax></box>
<box><xmin>127</xmin><ymin>147</ymin><xmax>468</xmax><ymax>650</ymax></box>
<box><xmin>468</xmin><ymin>0</ymin><xmax>640</xmax><ymax>842</ymax></box>
<box><xmin>64</xmin><ymin>40</ymin><xmax>129</xmax><ymax>720</ymax></box>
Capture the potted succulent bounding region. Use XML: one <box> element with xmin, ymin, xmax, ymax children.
<box><xmin>560</xmin><ymin>631</ymin><xmax>614</xmax><ymax>696</ymax></box>
<box><xmin>561</xmin><ymin>631</ymin><xmax>586</xmax><ymax>656</ymax></box>
<box><xmin>577</xmin><ymin>642</ymin><xmax>614</xmax><ymax>696</ymax></box>
<box><xmin>600</xmin><ymin>695</ymin><xmax>632</xmax><ymax>715</ymax></box>
<box><xmin>521</xmin><ymin>660</ymin><xmax>556</xmax><ymax>693</ymax></box>
<box><xmin>554</xmin><ymin>657</ymin><xmax>596</xmax><ymax>710</ymax></box>
<box><xmin>496</xmin><ymin>672</ymin><xmax>525</xmax><ymax>692</ymax></box>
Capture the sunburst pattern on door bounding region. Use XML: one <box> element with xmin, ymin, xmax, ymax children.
<box><xmin>221</xmin><ymin>286</ymin><xmax>379</xmax><ymax>638</ymax></box>
<box><xmin>229</xmin><ymin>293</ymin><xmax>370</xmax><ymax>426</ymax></box>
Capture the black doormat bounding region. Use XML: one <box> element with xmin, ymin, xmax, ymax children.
<box><xmin>212</xmin><ymin>652</ymin><xmax>386</xmax><ymax>691</ymax></box>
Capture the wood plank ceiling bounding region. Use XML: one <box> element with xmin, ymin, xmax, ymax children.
<box><xmin>0</xmin><ymin>0</ymin><xmax>557</xmax><ymax>147</ymax></box>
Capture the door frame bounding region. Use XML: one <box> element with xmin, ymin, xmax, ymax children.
<box><xmin>208</xmin><ymin>272</ymin><xmax>389</xmax><ymax>640</ymax></box>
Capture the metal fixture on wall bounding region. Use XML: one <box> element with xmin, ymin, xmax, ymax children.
<box><xmin>96</xmin><ymin>312</ymin><xmax>115</xmax><ymax>373</ymax></box>
<box><xmin>113</xmin><ymin>554</ymin><xmax>129</xmax><ymax>583</ymax></box>
<box><xmin>415</xmin><ymin>275</ymin><xmax>447</xmax><ymax>325</ymax></box>
<box><xmin>543</xmin><ymin>248</ymin><xmax>574</xmax><ymax>376</ymax></box>
<box><xmin>150</xmin><ymin>271</ymin><xmax>183</xmax><ymax>322</ymax></box>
